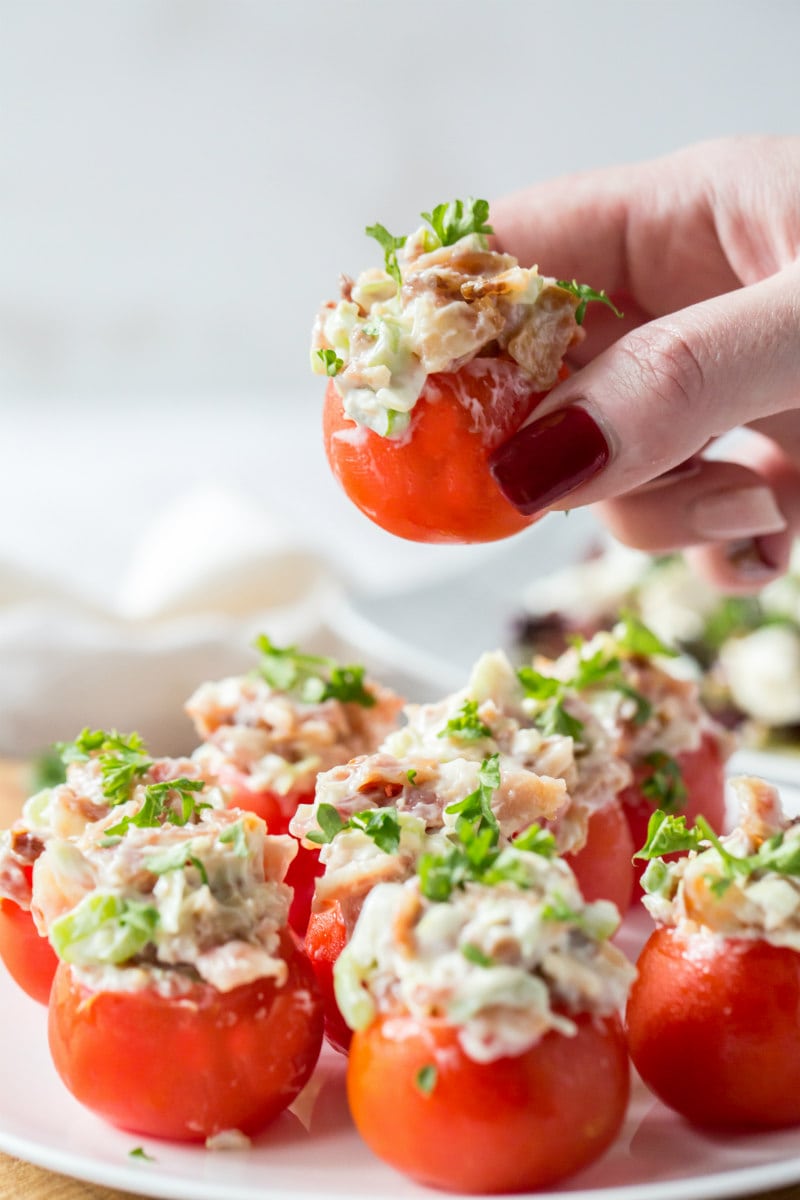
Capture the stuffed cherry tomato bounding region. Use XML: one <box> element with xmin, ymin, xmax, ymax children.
<box><xmin>49</xmin><ymin>931</ymin><xmax>322</xmax><ymax>1140</ymax></box>
<box><xmin>322</xmin><ymin>360</ymin><xmax>555</xmax><ymax>543</ymax></box>
<box><xmin>628</xmin><ymin>776</ymin><xmax>800</xmax><ymax>1128</ymax></box>
<box><xmin>185</xmin><ymin>635</ymin><xmax>403</xmax><ymax>935</ymax></box>
<box><xmin>34</xmin><ymin>781</ymin><xmax>323</xmax><ymax>1139</ymax></box>
<box><xmin>312</xmin><ymin>197</ymin><xmax>619</xmax><ymax>544</ymax></box>
<box><xmin>335</xmin><ymin>832</ymin><xmax>634</xmax><ymax>1192</ymax></box>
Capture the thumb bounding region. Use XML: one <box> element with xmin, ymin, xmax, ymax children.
<box><xmin>489</xmin><ymin>265</ymin><xmax>800</xmax><ymax>514</ymax></box>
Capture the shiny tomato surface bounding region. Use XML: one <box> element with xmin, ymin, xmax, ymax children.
<box><xmin>215</xmin><ymin>767</ymin><xmax>322</xmax><ymax>936</ymax></box>
<box><xmin>565</xmin><ymin>800</ymin><xmax>634</xmax><ymax>913</ymax></box>
<box><xmin>323</xmin><ymin>358</ymin><xmax>561</xmax><ymax>543</ymax></box>
<box><xmin>627</xmin><ymin>927</ymin><xmax>800</xmax><ymax>1128</ymax></box>
<box><xmin>621</xmin><ymin>732</ymin><xmax>727</xmax><ymax>890</ymax></box>
<box><xmin>0</xmin><ymin>896</ymin><xmax>58</xmax><ymax>1005</ymax></box>
<box><xmin>305</xmin><ymin>901</ymin><xmax>351</xmax><ymax>1054</ymax></box>
<box><xmin>48</xmin><ymin>932</ymin><xmax>324</xmax><ymax>1140</ymax></box>
<box><xmin>348</xmin><ymin>1009</ymin><xmax>629</xmax><ymax>1193</ymax></box>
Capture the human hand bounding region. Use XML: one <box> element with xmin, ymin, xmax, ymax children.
<box><xmin>488</xmin><ymin>137</ymin><xmax>800</xmax><ymax>591</ymax></box>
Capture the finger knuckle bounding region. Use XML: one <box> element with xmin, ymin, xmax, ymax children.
<box><xmin>619</xmin><ymin>323</ymin><xmax>708</xmax><ymax>413</ymax></box>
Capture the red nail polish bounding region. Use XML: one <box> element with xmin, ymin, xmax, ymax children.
<box><xmin>489</xmin><ymin>405</ymin><xmax>610</xmax><ymax>514</ymax></box>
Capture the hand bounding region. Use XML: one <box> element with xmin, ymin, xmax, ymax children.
<box><xmin>488</xmin><ymin>136</ymin><xmax>800</xmax><ymax>591</ymax></box>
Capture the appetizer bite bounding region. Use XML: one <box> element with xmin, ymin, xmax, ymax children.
<box><xmin>627</xmin><ymin>777</ymin><xmax>800</xmax><ymax>1128</ymax></box>
<box><xmin>0</xmin><ymin>728</ymin><xmax>195</xmax><ymax>1003</ymax></box>
<box><xmin>335</xmin><ymin>822</ymin><xmax>634</xmax><ymax>1192</ymax></box>
<box><xmin>186</xmin><ymin>635</ymin><xmax>403</xmax><ymax>933</ymax></box>
<box><xmin>383</xmin><ymin>648</ymin><xmax>636</xmax><ymax>910</ymax></box>
<box><xmin>37</xmin><ymin>770</ymin><xmax>323</xmax><ymax>1141</ymax></box>
<box><xmin>534</xmin><ymin>615</ymin><xmax>731</xmax><ymax>891</ymax></box>
<box><xmin>312</xmin><ymin>197</ymin><xmax>620</xmax><ymax>542</ymax></box>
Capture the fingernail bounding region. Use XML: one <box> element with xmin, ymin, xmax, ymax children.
<box><xmin>724</xmin><ymin>537</ymin><xmax>782</xmax><ymax>579</ymax></box>
<box><xmin>690</xmin><ymin>486</ymin><xmax>786</xmax><ymax>540</ymax></box>
<box><xmin>489</xmin><ymin>404</ymin><xmax>610</xmax><ymax>514</ymax></box>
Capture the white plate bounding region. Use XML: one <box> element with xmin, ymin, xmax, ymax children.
<box><xmin>5</xmin><ymin>823</ymin><xmax>800</xmax><ymax>1200</ymax></box>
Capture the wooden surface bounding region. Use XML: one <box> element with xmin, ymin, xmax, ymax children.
<box><xmin>3</xmin><ymin>762</ymin><xmax>800</xmax><ymax>1200</ymax></box>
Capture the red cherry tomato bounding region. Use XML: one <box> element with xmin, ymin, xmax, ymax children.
<box><xmin>305</xmin><ymin>901</ymin><xmax>351</xmax><ymax>1054</ymax></box>
<box><xmin>323</xmin><ymin>358</ymin><xmax>564</xmax><ymax>543</ymax></box>
<box><xmin>348</xmin><ymin>1009</ymin><xmax>629</xmax><ymax>1192</ymax></box>
<box><xmin>48</xmin><ymin>931</ymin><xmax>324</xmax><ymax>1140</ymax></box>
<box><xmin>214</xmin><ymin>767</ymin><xmax>322</xmax><ymax>936</ymax></box>
<box><xmin>0</xmin><ymin>896</ymin><xmax>58</xmax><ymax>1005</ymax></box>
<box><xmin>627</xmin><ymin>927</ymin><xmax>800</xmax><ymax>1128</ymax></box>
<box><xmin>621</xmin><ymin>732</ymin><xmax>727</xmax><ymax>891</ymax></box>
<box><xmin>565</xmin><ymin>800</ymin><xmax>634</xmax><ymax>913</ymax></box>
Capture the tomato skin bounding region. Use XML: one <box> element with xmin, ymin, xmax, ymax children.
<box><xmin>48</xmin><ymin>931</ymin><xmax>324</xmax><ymax>1140</ymax></box>
<box><xmin>323</xmin><ymin>358</ymin><xmax>558</xmax><ymax>543</ymax></box>
<box><xmin>565</xmin><ymin>800</ymin><xmax>635</xmax><ymax>913</ymax></box>
<box><xmin>348</xmin><ymin>1010</ymin><xmax>629</xmax><ymax>1193</ymax></box>
<box><xmin>214</xmin><ymin>768</ymin><xmax>322</xmax><ymax>936</ymax></box>
<box><xmin>0</xmin><ymin>896</ymin><xmax>58</xmax><ymax>1005</ymax></box>
<box><xmin>621</xmin><ymin>732</ymin><xmax>727</xmax><ymax>892</ymax></box>
<box><xmin>627</xmin><ymin>927</ymin><xmax>800</xmax><ymax>1128</ymax></box>
<box><xmin>305</xmin><ymin>901</ymin><xmax>351</xmax><ymax>1054</ymax></box>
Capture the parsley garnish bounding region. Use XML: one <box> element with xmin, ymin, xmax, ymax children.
<box><xmin>315</xmin><ymin>348</ymin><xmax>343</xmax><ymax>376</ymax></box>
<box><xmin>420</xmin><ymin>197</ymin><xmax>493</xmax><ymax>247</ymax></box>
<box><xmin>129</xmin><ymin>1146</ymin><xmax>156</xmax><ymax>1162</ymax></box>
<box><xmin>461</xmin><ymin>943</ymin><xmax>493</xmax><ymax>967</ymax></box>
<box><xmin>445</xmin><ymin>755</ymin><xmax>501</xmax><ymax>844</ymax></box>
<box><xmin>512</xmin><ymin>823</ymin><xmax>557</xmax><ymax>857</ymax></box>
<box><xmin>219</xmin><ymin>819</ymin><xmax>249</xmax><ymax>857</ymax></box>
<box><xmin>415</xmin><ymin>1064</ymin><xmax>438</xmax><ymax>1095</ymax></box>
<box><xmin>365</xmin><ymin>222</ymin><xmax>406</xmax><ymax>287</ymax></box>
<box><xmin>58</xmin><ymin>728</ymin><xmax>153</xmax><ymax>806</ymax></box>
<box><xmin>438</xmin><ymin>698</ymin><xmax>493</xmax><ymax>742</ymax></box>
<box><xmin>640</xmin><ymin>751</ymin><xmax>687</xmax><ymax>813</ymax></box>
<box><xmin>516</xmin><ymin>667</ymin><xmax>586</xmax><ymax>741</ymax></box>
<box><xmin>30</xmin><ymin>744</ymin><xmax>67</xmax><ymax>790</ymax></box>
<box><xmin>253</xmin><ymin>635</ymin><xmax>376</xmax><ymax>707</ymax></box>
<box><xmin>144</xmin><ymin>842</ymin><xmax>210</xmax><ymax>888</ymax></box>
<box><xmin>406</xmin><ymin>768</ymin><xmax>418</xmax><ymax>785</ymax></box>
<box><xmin>104</xmin><ymin>777</ymin><xmax>208</xmax><ymax>837</ymax></box>
<box><xmin>614</xmin><ymin>613</ymin><xmax>678</xmax><ymax>659</ymax></box>
<box><xmin>541</xmin><ymin>894</ymin><xmax>583</xmax><ymax>924</ymax></box>
<box><xmin>555</xmin><ymin>280</ymin><xmax>624</xmax><ymax>325</ymax></box>
<box><xmin>306</xmin><ymin>804</ymin><xmax>402</xmax><ymax>856</ymax></box>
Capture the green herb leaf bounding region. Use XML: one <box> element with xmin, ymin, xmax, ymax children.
<box><xmin>438</xmin><ymin>698</ymin><xmax>492</xmax><ymax>742</ymax></box>
<box><xmin>415</xmin><ymin>1064</ymin><xmax>438</xmax><ymax>1095</ymax></box>
<box><xmin>640</xmin><ymin>751</ymin><xmax>687</xmax><ymax>813</ymax></box>
<box><xmin>614</xmin><ymin>613</ymin><xmax>679</xmax><ymax>659</ymax></box>
<box><xmin>305</xmin><ymin>802</ymin><xmax>347</xmax><ymax>846</ymax></box>
<box><xmin>129</xmin><ymin>1146</ymin><xmax>156</xmax><ymax>1163</ymax></box>
<box><xmin>57</xmin><ymin>728</ymin><xmax>153</xmax><ymax>806</ymax></box>
<box><xmin>315</xmin><ymin>348</ymin><xmax>344</xmax><ymax>377</ymax></box>
<box><xmin>219</xmin><ymin>819</ymin><xmax>249</xmax><ymax>857</ymax></box>
<box><xmin>421</xmin><ymin>198</ymin><xmax>493</xmax><ymax>247</ymax></box>
<box><xmin>253</xmin><ymin>635</ymin><xmax>376</xmax><ymax>708</ymax></box>
<box><xmin>634</xmin><ymin>809</ymin><xmax>706</xmax><ymax>861</ymax></box>
<box><xmin>406</xmin><ymin>768</ymin><xmax>418</xmax><ymax>785</ymax></box>
<box><xmin>104</xmin><ymin>777</ymin><xmax>208</xmax><ymax>837</ymax></box>
<box><xmin>512</xmin><ymin>823</ymin><xmax>557</xmax><ymax>857</ymax></box>
<box><xmin>516</xmin><ymin>667</ymin><xmax>562</xmax><ymax>701</ymax></box>
<box><xmin>347</xmin><ymin>808</ymin><xmax>402</xmax><ymax>856</ymax></box>
<box><xmin>365</xmin><ymin>222</ymin><xmax>406</xmax><ymax>287</ymax></box>
<box><xmin>461</xmin><ymin>943</ymin><xmax>493</xmax><ymax>967</ymax></box>
<box><xmin>144</xmin><ymin>841</ymin><xmax>210</xmax><ymax>887</ymax></box>
<box><xmin>541</xmin><ymin>894</ymin><xmax>583</xmax><ymax>924</ymax></box>
<box><xmin>555</xmin><ymin>280</ymin><xmax>624</xmax><ymax>325</ymax></box>
<box><xmin>536</xmin><ymin>697</ymin><xmax>584</xmax><ymax>740</ymax></box>
<box><xmin>30</xmin><ymin>745</ymin><xmax>67</xmax><ymax>790</ymax></box>
<box><xmin>445</xmin><ymin>754</ymin><xmax>502</xmax><ymax>845</ymax></box>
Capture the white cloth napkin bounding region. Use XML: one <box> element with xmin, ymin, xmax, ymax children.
<box><xmin>0</xmin><ymin>487</ymin><xmax>442</xmax><ymax>757</ymax></box>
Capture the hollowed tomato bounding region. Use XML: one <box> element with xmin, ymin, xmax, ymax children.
<box><xmin>323</xmin><ymin>358</ymin><xmax>563</xmax><ymax>543</ymax></box>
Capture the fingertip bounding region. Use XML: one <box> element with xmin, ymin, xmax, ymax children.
<box><xmin>684</xmin><ymin>531</ymin><xmax>793</xmax><ymax>594</ymax></box>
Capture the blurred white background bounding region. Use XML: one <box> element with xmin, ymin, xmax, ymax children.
<box><xmin>1</xmin><ymin>0</ymin><xmax>800</xmax><ymax>748</ymax></box>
